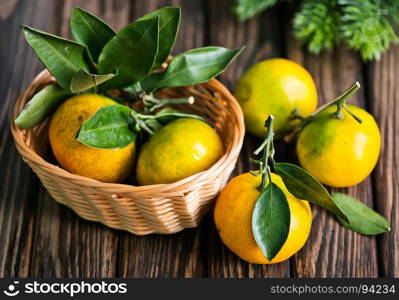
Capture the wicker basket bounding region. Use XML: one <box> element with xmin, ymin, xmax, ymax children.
<box><xmin>11</xmin><ymin>70</ymin><xmax>244</xmax><ymax>235</ymax></box>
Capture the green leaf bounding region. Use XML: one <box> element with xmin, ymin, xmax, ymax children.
<box><xmin>98</xmin><ymin>17</ymin><xmax>159</xmax><ymax>89</ymax></box>
<box><xmin>71</xmin><ymin>6</ymin><xmax>116</xmax><ymax>62</ymax></box>
<box><xmin>70</xmin><ymin>69</ymin><xmax>117</xmax><ymax>93</ymax></box>
<box><xmin>332</xmin><ymin>193</ymin><xmax>390</xmax><ymax>235</ymax></box>
<box><xmin>139</xmin><ymin>7</ymin><xmax>180</xmax><ymax>69</ymax></box>
<box><xmin>252</xmin><ymin>182</ymin><xmax>291</xmax><ymax>261</ymax></box>
<box><xmin>274</xmin><ymin>163</ymin><xmax>349</xmax><ymax>223</ymax></box>
<box><xmin>141</xmin><ymin>46</ymin><xmax>244</xmax><ymax>92</ymax></box>
<box><xmin>22</xmin><ymin>25</ymin><xmax>89</xmax><ymax>90</ymax></box>
<box><xmin>15</xmin><ymin>84</ymin><xmax>71</xmax><ymax>128</ymax></box>
<box><xmin>77</xmin><ymin>104</ymin><xmax>136</xmax><ymax>149</ymax></box>
<box><xmin>233</xmin><ymin>0</ymin><xmax>280</xmax><ymax>21</ymax></box>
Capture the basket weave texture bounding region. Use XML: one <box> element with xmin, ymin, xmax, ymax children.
<box><xmin>11</xmin><ymin>70</ymin><xmax>245</xmax><ymax>235</ymax></box>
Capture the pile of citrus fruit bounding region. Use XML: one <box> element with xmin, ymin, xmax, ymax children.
<box><xmin>15</xmin><ymin>6</ymin><xmax>389</xmax><ymax>265</ymax></box>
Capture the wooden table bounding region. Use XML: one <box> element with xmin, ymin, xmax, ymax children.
<box><xmin>0</xmin><ymin>0</ymin><xmax>398</xmax><ymax>278</ymax></box>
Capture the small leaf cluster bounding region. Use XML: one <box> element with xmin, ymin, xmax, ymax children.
<box><xmin>233</xmin><ymin>0</ymin><xmax>399</xmax><ymax>61</ymax></box>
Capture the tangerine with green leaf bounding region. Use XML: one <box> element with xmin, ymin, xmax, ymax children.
<box><xmin>49</xmin><ymin>94</ymin><xmax>136</xmax><ymax>183</ymax></box>
<box><xmin>235</xmin><ymin>58</ymin><xmax>317</xmax><ymax>138</ymax></box>
<box><xmin>214</xmin><ymin>172</ymin><xmax>312</xmax><ymax>264</ymax></box>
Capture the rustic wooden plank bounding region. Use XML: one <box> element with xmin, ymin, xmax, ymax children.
<box><xmin>25</xmin><ymin>0</ymin><xmax>119</xmax><ymax>277</ymax></box>
<box><xmin>203</xmin><ymin>0</ymin><xmax>289</xmax><ymax>278</ymax></box>
<box><xmin>286</xmin><ymin>41</ymin><xmax>379</xmax><ymax>276</ymax></box>
<box><xmin>368</xmin><ymin>45</ymin><xmax>399</xmax><ymax>277</ymax></box>
<box><xmin>118</xmin><ymin>0</ymin><xmax>207</xmax><ymax>278</ymax></box>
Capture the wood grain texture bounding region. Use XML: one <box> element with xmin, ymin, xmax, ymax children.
<box><xmin>368</xmin><ymin>45</ymin><xmax>399</xmax><ymax>277</ymax></box>
<box><xmin>0</xmin><ymin>0</ymin><xmax>396</xmax><ymax>278</ymax></box>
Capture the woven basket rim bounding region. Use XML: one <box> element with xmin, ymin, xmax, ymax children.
<box><xmin>11</xmin><ymin>70</ymin><xmax>245</xmax><ymax>193</ymax></box>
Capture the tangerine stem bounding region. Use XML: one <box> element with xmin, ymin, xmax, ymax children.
<box><xmin>298</xmin><ymin>81</ymin><xmax>361</xmax><ymax>130</ymax></box>
<box><xmin>251</xmin><ymin>115</ymin><xmax>275</xmax><ymax>190</ymax></box>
